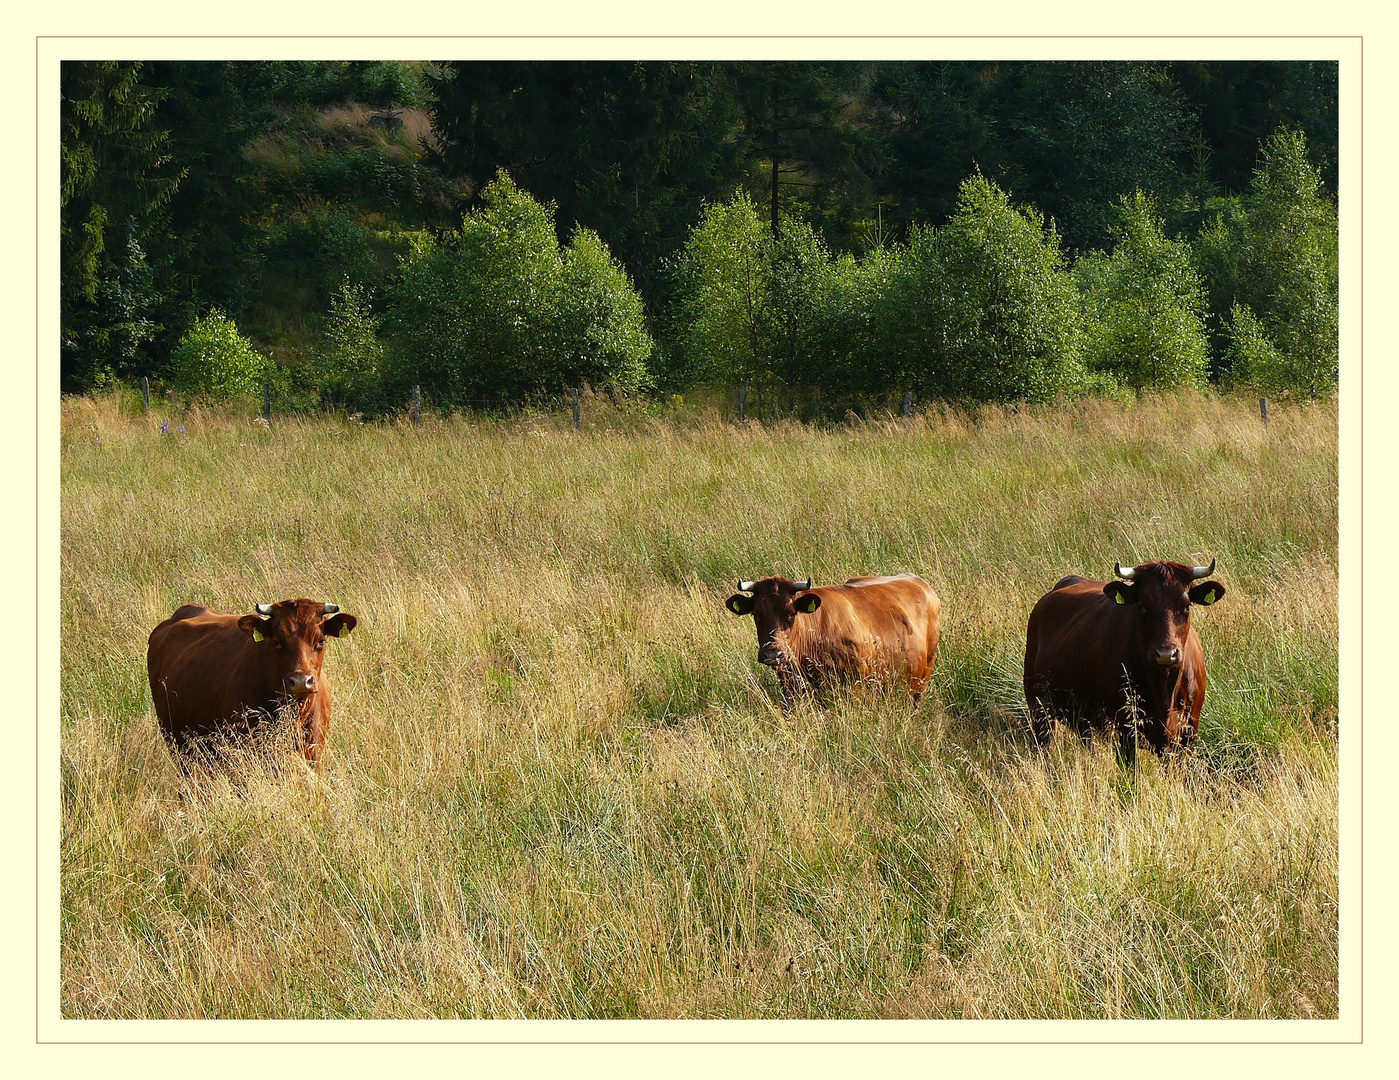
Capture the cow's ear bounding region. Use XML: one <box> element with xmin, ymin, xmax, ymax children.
<box><xmin>238</xmin><ymin>614</ymin><xmax>271</xmax><ymax>641</ymax></box>
<box><xmin>794</xmin><ymin>592</ymin><xmax>821</xmax><ymax>614</ymax></box>
<box><xmin>321</xmin><ymin>613</ymin><xmax>358</xmax><ymax>639</ymax></box>
<box><xmin>1189</xmin><ymin>581</ymin><xmax>1225</xmax><ymax>606</ymax></box>
<box><xmin>726</xmin><ymin>594</ymin><xmax>755</xmax><ymax>616</ymax></box>
<box><xmin>1104</xmin><ymin>581</ymin><xmax>1138</xmax><ymax>606</ymax></box>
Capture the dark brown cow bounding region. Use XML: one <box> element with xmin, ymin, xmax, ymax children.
<box><xmin>147</xmin><ymin>598</ymin><xmax>358</xmax><ymax>767</ymax></box>
<box><xmin>1023</xmin><ymin>559</ymin><xmax>1225</xmax><ymax>760</ymax></box>
<box><xmin>725</xmin><ymin>575</ymin><xmax>941</xmax><ymax>697</ymax></box>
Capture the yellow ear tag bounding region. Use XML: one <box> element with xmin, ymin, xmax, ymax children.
<box><xmin>252</xmin><ymin>629</ymin><xmax>265</xmax><ymax>642</ymax></box>
<box><xmin>1114</xmin><ymin>592</ymin><xmax>1126</xmax><ymax>604</ymax></box>
<box><xmin>1203</xmin><ymin>589</ymin><xmax>1217</xmax><ymax>604</ymax></box>
<box><xmin>338</xmin><ymin>623</ymin><xmax>350</xmax><ymax>637</ymax></box>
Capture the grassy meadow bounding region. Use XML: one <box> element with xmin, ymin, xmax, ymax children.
<box><xmin>59</xmin><ymin>391</ymin><xmax>1339</xmax><ymax>1019</ymax></box>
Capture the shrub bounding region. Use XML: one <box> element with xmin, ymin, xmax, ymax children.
<box><xmin>669</xmin><ymin>194</ymin><xmax>898</xmax><ymax>400</ymax></box>
<box><xmin>169</xmin><ymin>309</ymin><xmax>268</xmax><ymax>398</ymax></box>
<box><xmin>883</xmin><ymin>172</ymin><xmax>1085</xmax><ymax>402</ymax></box>
<box><xmin>555</xmin><ymin>227</ymin><xmax>654</xmax><ymax>395</ymax></box>
<box><xmin>816</xmin><ymin>244</ymin><xmax>904</xmax><ymax>396</ymax></box>
<box><xmin>1196</xmin><ymin>128</ymin><xmax>1338</xmax><ymax>398</ymax></box>
<box><xmin>1077</xmin><ymin>191</ymin><xmax>1210</xmax><ymax>391</ymax></box>
<box><xmin>668</xmin><ymin>193</ymin><xmax>773</xmax><ymax>390</ymax></box>
<box><xmin>317</xmin><ymin>279</ymin><xmax>384</xmax><ymax>407</ymax></box>
<box><xmin>385</xmin><ymin>171</ymin><xmax>653</xmax><ymax>404</ymax></box>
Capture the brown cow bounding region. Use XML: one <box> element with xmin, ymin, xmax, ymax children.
<box><xmin>725</xmin><ymin>575</ymin><xmax>941</xmax><ymax>697</ymax></box>
<box><xmin>147</xmin><ymin>598</ymin><xmax>358</xmax><ymax>767</ymax></box>
<box><xmin>1023</xmin><ymin>559</ymin><xmax>1225</xmax><ymax>761</ymax></box>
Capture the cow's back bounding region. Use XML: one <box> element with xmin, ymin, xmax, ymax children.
<box><xmin>797</xmin><ymin>574</ymin><xmax>941</xmax><ymax>692</ymax></box>
<box><xmin>1024</xmin><ymin>580</ymin><xmax>1123</xmax><ymax>723</ymax></box>
<box><xmin>147</xmin><ymin>607</ymin><xmax>267</xmax><ymax>747</ymax></box>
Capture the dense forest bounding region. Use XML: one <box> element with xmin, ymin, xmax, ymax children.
<box><xmin>60</xmin><ymin>59</ymin><xmax>1339</xmax><ymax>410</ymax></box>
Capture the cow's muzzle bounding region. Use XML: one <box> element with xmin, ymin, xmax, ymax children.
<box><xmin>286</xmin><ymin>673</ymin><xmax>318</xmax><ymax>698</ymax></box>
<box><xmin>1152</xmin><ymin>646</ymin><xmax>1181</xmax><ymax>668</ymax></box>
<box><xmin>759</xmin><ymin>648</ymin><xmax>783</xmax><ymax>666</ymax></box>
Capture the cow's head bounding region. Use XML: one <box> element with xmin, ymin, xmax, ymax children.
<box><xmin>1103</xmin><ymin>559</ymin><xmax>1224</xmax><ymax>668</ymax></box>
<box><xmin>238</xmin><ymin>598</ymin><xmax>358</xmax><ymax>699</ymax></box>
<box><xmin>725</xmin><ymin>577</ymin><xmax>820</xmax><ymax>667</ymax></box>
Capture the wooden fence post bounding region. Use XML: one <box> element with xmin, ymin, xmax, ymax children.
<box><xmin>572</xmin><ymin>387</ymin><xmax>581</xmax><ymax>430</ymax></box>
<box><xmin>903</xmin><ymin>391</ymin><xmax>912</xmax><ymax>419</ymax></box>
<box><xmin>141</xmin><ymin>376</ymin><xmax>150</xmax><ymax>411</ymax></box>
<box><xmin>263</xmin><ymin>382</ymin><xmax>271</xmax><ymax>423</ymax></box>
<box><xmin>1260</xmin><ymin>397</ymin><xmax>1269</xmax><ymax>426</ymax></box>
<box><xmin>739</xmin><ymin>387</ymin><xmax>747</xmax><ymax>422</ymax></box>
<box><xmin>412</xmin><ymin>385</ymin><xmax>421</xmax><ymax>426</ymax></box>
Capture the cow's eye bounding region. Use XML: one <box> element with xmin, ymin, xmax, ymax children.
<box><xmin>315</xmin><ymin>640</ymin><xmax>325</xmax><ymax>651</ymax></box>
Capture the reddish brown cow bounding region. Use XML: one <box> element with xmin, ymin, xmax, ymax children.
<box><xmin>1023</xmin><ymin>559</ymin><xmax>1225</xmax><ymax>760</ymax></box>
<box><xmin>725</xmin><ymin>575</ymin><xmax>941</xmax><ymax>697</ymax></box>
<box><xmin>147</xmin><ymin>598</ymin><xmax>358</xmax><ymax>767</ymax></box>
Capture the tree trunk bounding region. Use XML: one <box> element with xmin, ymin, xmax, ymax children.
<box><xmin>771</xmin><ymin>157</ymin><xmax>780</xmax><ymax>238</ymax></box>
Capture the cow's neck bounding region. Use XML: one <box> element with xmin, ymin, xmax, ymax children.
<box><xmin>1127</xmin><ymin>659</ymin><xmax>1182</xmax><ymax>722</ymax></box>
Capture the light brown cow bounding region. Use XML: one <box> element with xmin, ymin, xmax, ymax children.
<box><xmin>147</xmin><ymin>598</ymin><xmax>358</xmax><ymax>767</ymax></box>
<box><xmin>725</xmin><ymin>575</ymin><xmax>941</xmax><ymax>697</ymax></box>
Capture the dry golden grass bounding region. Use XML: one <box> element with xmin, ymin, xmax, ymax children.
<box><xmin>60</xmin><ymin>390</ymin><xmax>1337</xmax><ymax>1018</ymax></box>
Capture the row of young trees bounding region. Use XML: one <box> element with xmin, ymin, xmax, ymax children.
<box><xmin>164</xmin><ymin>125</ymin><xmax>1334</xmax><ymax>412</ymax></box>
<box><xmin>668</xmin><ymin>124</ymin><xmax>1334</xmax><ymax>402</ymax></box>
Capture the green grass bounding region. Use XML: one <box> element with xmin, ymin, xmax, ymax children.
<box><xmin>60</xmin><ymin>389</ymin><xmax>1337</xmax><ymax>1018</ymax></box>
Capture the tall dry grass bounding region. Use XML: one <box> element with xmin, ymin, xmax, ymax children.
<box><xmin>60</xmin><ymin>391</ymin><xmax>1338</xmax><ymax>1018</ymax></box>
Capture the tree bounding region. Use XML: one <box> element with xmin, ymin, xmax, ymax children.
<box><xmin>170</xmin><ymin>309</ymin><xmax>269</xmax><ymax>398</ymax></box>
<box><xmin>725</xmin><ymin>61</ymin><xmax>880</xmax><ymax>241</ymax></box>
<box><xmin>1170</xmin><ymin>61</ymin><xmax>1338</xmax><ymax>198</ymax></box>
<box><xmin>317</xmin><ymin>279</ymin><xmax>385</xmax><ymax>408</ymax></box>
<box><xmin>882</xmin><ymin>172</ymin><xmax>1085</xmax><ymax>402</ymax></box>
<box><xmin>426</xmin><ymin>61</ymin><xmax>749</xmax><ymax>304</ymax></box>
<box><xmin>994</xmin><ymin>62</ymin><xmax>1201</xmax><ymax>252</ymax></box>
<box><xmin>384</xmin><ymin>172</ymin><xmax>652</xmax><ymax>404</ymax></box>
<box><xmin>1077</xmin><ymin>192</ymin><xmax>1210</xmax><ymax>390</ymax></box>
<box><xmin>668</xmin><ymin>193</ymin><xmax>773</xmax><ymax>391</ymax></box>
<box><xmin>60</xmin><ymin>61</ymin><xmax>182</xmax><ymax>390</ymax></box>
<box><xmin>1197</xmin><ymin>127</ymin><xmax>1338</xmax><ymax>398</ymax></box>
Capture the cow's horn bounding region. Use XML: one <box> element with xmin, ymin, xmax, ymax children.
<box><xmin>793</xmin><ymin>579</ymin><xmax>811</xmax><ymax>591</ymax></box>
<box><xmin>1114</xmin><ymin>562</ymin><xmax>1136</xmax><ymax>581</ymax></box>
<box><xmin>1190</xmin><ymin>557</ymin><xmax>1217</xmax><ymax>580</ymax></box>
<box><xmin>255</xmin><ymin>603</ymin><xmax>274</xmax><ymax>616</ymax></box>
<box><xmin>738</xmin><ymin>580</ymin><xmax>756</xmax><ymax>593</ymax></box>
<box><xmin>322</xmin><ymin>603</ymin><xmax>340</xmax><ymax>615</ymax></box>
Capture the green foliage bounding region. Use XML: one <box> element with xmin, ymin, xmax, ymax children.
<box><xmin>761</xmin><ymin>219</ymin><xmax>837</xmax><ymax>390</ymax></box>
<box><xmin>170</xmin><ymin>310</ymin><xmax>269</xmax><ymax>399</ymax></box>
<box><xmin>883</xmin><ymin>172</ymin><xmax>1085</xmax><ymax>402</ymax></box>
<box><xmin>61</xmin><ymin>61</ymin><xmax>183</xmax><ymax>391</ymax></box>
<box><xmin>817</xmin><ymin>245</ymin><xmax>904</xmax><ymax>395</ymax></box>
<box><xmin>1170</xmin><ymin>61</ymin><xmax>1338</xmax><ymax>199</ymax></box>
<box><xmin>67</xmin><ymin>231</ymin><xmax>163</xmax><ymax>390</ymax></box>
<box><xmin>58</xmin><ymin>60</ymin><xmax>1343</xmax><ymax>406</ymax></box>
<box><xmin>671</xmin><ymin>195</ymin><xmax>856</xmax><ymax>397</ymax></box>
<box><xmin>669</xmin><ymin>194</ymin><xmax>773</xmax><ymax>389</ymax></box>
<box><xmin>385</xmin><ymin>172</ymin><xmax>653</xmax><ymax>404</ymax></box>
<box><xmin>1197</xmin><ymin>128</ymin><xmax>1338</xmax><ymax>399</ymax></box>
<box><xmin>1077</xmin><ymin>192</ymin><xmax>1210</xmax><ymax>390</ymax></box>
<box><xmin>264</xmin><ymin>61</ymin><xmax>434</xmax><ymax>109</ymax></box>
<box><xmin>555</xmin><ymin>228</ymin><xmax>654</xmax><ymax>395</ymax></box>
<box><xmin>317</xmin><ymin>280</ymin><xmax>385</xmax><ymax>408</ymax></box>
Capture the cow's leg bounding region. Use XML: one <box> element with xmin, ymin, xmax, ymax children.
<box><xmin>1028</xmin><ymin>700</ymin><xmax>1054</xmax><ymax>747</ymax></box>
